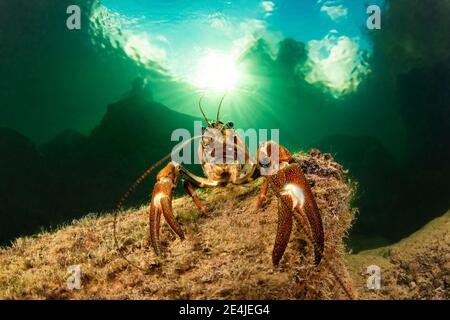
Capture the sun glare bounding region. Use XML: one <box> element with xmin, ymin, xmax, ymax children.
<box><xmin>192</xmin><ymin>52</ymin><xmax>240</xmax><ymax>92</ymax></box>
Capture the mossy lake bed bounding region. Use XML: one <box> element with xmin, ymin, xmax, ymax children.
<box><xmin>0</xmin><ymin>151</ymin><xmax>448</xmax><ymax>300</ymax></box>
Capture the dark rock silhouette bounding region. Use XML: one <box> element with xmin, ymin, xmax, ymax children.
<box><xmin>395</xmin><ymin>58</ymin><xmax>450</xmax><ymax>231</ymax></box>
<box><xmin>0</xmin><ymin>84</ymin><xmax>201</xmax><ymax>244</ymax></box>
<box><xmin>75</xmin><ymin>86</ymin><xmax>200</xmax><ymax>212</ymax></box>
<box><xmin>370</xmin><ymin>0</ymin><xmax>450</xmax><ymax>74</ymax></box>
<box><xmin>41</xmin><ymin>129</ymin><xmax>87</xmax><ymax>159</ymax></box>
<box><xmin>0</xmin><ymin>128</ymin><xmax>51</xmax><ymax>243</ymax></box>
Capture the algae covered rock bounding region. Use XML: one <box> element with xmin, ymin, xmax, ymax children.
<box><xmin>347</xmin><ymin>210</ymin><xmax>450</xmax><ymax>300</ymax></box>
<box><xmin>0</xmin><ymin>150</ymin><xmax>357</xmax><ymax>299</ymax></box>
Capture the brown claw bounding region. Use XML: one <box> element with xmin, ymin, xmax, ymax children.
<box><xmin>269</xmin><ymin>163</ymin><xmax>324</xmax><ymax>265</ymax></box>
<box><xmin>149</xmin><ymin>195</ymin><xmax>162</xmax><ymax>255</ymax></box>
<box><xmin>272</xmin><ymin>200</ymin><xmax>293</xmax><ymax>265</ymax></box>
<box><xmin>149</xmin><ymin>163</ymin><xmax>184</xmax><ymax>256</ymax></box>
<box><xmin>160</xmin><ymin>194</ymin><xmax>184</xmax><ymax>239</ymax></box>
<box><xmin>258</xmin><ymin>138</ymin><xmax>324</xmax><ymax>266</ymax></box>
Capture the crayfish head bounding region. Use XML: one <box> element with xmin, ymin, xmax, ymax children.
<box><xmin>201</xmin><ymin>121</ymin><xmax>235</xmax><ymax>145</ymax></box>
<box><xmin>202</xmin><ymin>120</ymin><xmax>233</xmax><ymax>132</ymax></box>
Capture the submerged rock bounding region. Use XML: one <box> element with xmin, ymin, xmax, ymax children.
<box><xmin>0</xmin><ymin>128</ymin><xmax>51</xmax><ymax>244</ymax></box>
<box><xmin>347</xmin><ymin>209</ymin><xmax>450</xmax><ymax>300</ymax></box>
<box><xmin>0</xmin><ymin>151</ymin><xmax>358</xmax><ymax>299</ymax></box>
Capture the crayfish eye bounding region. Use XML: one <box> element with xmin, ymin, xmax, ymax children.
<box><xmin>201</xmin><ymin>126</ymin><xmax>206</xmax><ymax>133</ymax></box>
<box><xmin>225</xmin><ymin>122</ymin><xmax>234</xmax><ymax>129</ymax></box>
<box><xmin>259</xmin><ymin>157</ymin><xmax>271</xmax><ymax>168</ymax></box>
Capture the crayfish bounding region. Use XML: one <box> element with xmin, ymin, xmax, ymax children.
<box><xmin>115</xmin><ymin>95</ymin><xmax>324</xmax><ymax>267</ymax></box>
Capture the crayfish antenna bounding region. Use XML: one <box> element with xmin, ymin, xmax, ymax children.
<box><xmin>216</xmin><ymin>93</ymin><xmax>227</xmax><ymax>123</ymax></box>
<box><xmin>198</xmin><ymin>95</ymin><xmax>212</xmax><ymax>126</ymax></box>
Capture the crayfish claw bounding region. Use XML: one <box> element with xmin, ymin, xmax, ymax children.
<box><xmin>272</xmin><ymin>200</ymin><xmax>293</xmax><ymax>265</ymax></box>
<box><xmin>269</xmin><ymin>163</ymin><xmax>324</xmax><ymax>265</ymax></box>
<box><xmin>149</xmin><ymin>163</ymin><xmax>184</xmax><ymax>256</ymax></box>
<box><xmin>259</xmin><ymin>141</ymin><xmax>324</xmax><ymax>266</ymax></box>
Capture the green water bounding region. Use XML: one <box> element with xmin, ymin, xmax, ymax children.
<box><xmin>0</xmin><ymin>0</ymin><xmax>449</xmax><ymax>251</ymax></box>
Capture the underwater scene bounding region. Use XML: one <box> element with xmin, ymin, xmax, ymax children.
<box><xmin>0</xmin><ymin>0</ymin><xmax>449</xmax><ymax>301</ymax></box>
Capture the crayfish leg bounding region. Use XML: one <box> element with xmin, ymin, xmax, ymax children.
<box><xmin>183</xmin><ymin>180</ymin><xmax>209</xmax><ymax>215</ymax></box>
